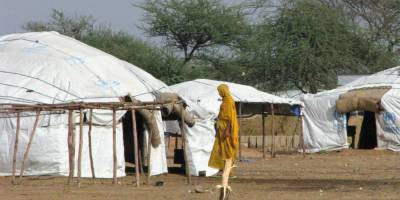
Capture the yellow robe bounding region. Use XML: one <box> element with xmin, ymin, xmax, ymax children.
<box><xmin>208</xmin><ymin>84</ymin><xmax>239</xmax><ymax>170</ymax></box>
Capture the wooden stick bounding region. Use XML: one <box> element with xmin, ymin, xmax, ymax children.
<box><xmin>271</xmin><ymin>104</ymin><xmax>275</xmax><ymax>158</ymax></box>
<box><xmin>77</xmin><ymin>109</ymin><xmax>84</xmax><ymax>188</ymax></box>
<box><xmin>87</xmin><ymin>109</ymin><xmax>96</xmax><ymax>180</ymax></box>
<box><xmin>11</xmin><ymin>112</ymin><xmax>21</xmax><ymax>184</ymax></box>
<box><xmin>112</xmin><ymin>109</ymin><xmax>117</xmax><ymax>184</ymax></box>
<box><xmin>146</xmin><ymin>113</ymin><xmax>152</xmax><ymax>185</ymax></box>
<box><xmin>71</xmin><ymin>110</ymin><xmax>76</xmax><ymax>184</ymax></box>
<box><xmin>19</xmin><ymin>110</ymin><xmax>41</xmax><ymax>183</ymax></box>
<box><xmin>67</xmin><ymin>110</ymin><xmax>74</xmax><ymax>185</ymax></box>
<box><xmin>238</xmin><ymin>103</ymin><xmax>242</xmax><ymax>161</ymax></box>
<box><xmin>180</xmin><ymin>104</ymin><xmax>191</xmax><ymax>184</ymax></box>
<box><xmin>300</xmin><ymin>115</ymin><xmax>306</xmax><ymax>158</ymax></box>
<box><xmin>131</xmin><ymin>109</ymin><xmax>140</xmax><ymax>187</ymax></box>
<box><xmin>262</xmin><ymin>105</ymin><xmax>266</xmax><ymax>158</ymax></box>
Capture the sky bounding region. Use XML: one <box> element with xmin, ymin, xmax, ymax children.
<box><xmin>0</xmin><ymin>0</ymin><xmax>149</xmax><ymax>39</ymax></box>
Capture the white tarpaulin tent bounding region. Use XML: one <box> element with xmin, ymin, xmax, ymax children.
<box><xmin>170</xmin><ymin>79</ymin><xmax>302</xmax><ymax>176</ymax></box>
<box><xmin>302</xmin><ymin>66</ymin><xmax>400</xmax><ymax>153</ymax></box>
<box><xmin>0</xmin><ymin>31</ymin><xmax>169</xmax><ymax>178</ymax></box>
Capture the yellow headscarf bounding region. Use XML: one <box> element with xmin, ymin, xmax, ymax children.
<box><xmin>209</xmin><ymin>84</ymin><xmax>239</xmax><ymax>169</ymax></box>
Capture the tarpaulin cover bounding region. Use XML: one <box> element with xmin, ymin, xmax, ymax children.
<box><xmin>0</xmin><ymin>31</ymin><xmax>169</xmax><ymax>177</ymax></box>
<box><xmin>302</xmin><ymin>67</ymin><xmax>400</xmax><ymax>152</ymax></box>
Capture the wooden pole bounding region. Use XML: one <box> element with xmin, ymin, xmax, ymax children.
<box><xmin>112</xmin><ymin>109</ymin><xmax>117</xmax><ymax>184</ymax></box>
<box><xmin>67</xmin><ymin>110</ymin><xmax>74</xmax><ymax>185</ymax></box>
<box><xmin>77</xmin><ymin>109</ymin><xmax>84</xmax><ymax>188</ymax></box>
<box><xmin>180</xmin><ymin>104</ymin><xmax>192</xmax><ymax>184</ymax></box>
<box><xmin>270</xmin><ymin>104</ymin><xmax>275</xmax><ymax>158</ymax></box>
<box><xmin>262</xmin><ymin>105</ymin><xmax>266</xmax><ymax>158</ymax></box>
<box><xmin>19</xmin><ymin>110</ymin><xmax>40</xmax><ymax>183</ymax></box>
<box><xmin>11</xmin><ymin>112</ymin><xmax>21</xmax><ymax>184</ymax></box>
<box><xmin>88</xmin><ymin>109</ymin><xmax>96</xmax><ymax>180</ymax></box>
<box><xmin>131</xmin><ymin>109</ymin><xmax>140</xmax><ymax>187</ymax></box>
<box><xmin>146</xmin><ymin>112</ymin><xmax>152</xmax><ymax>185</ymax></box>
<box><xmin>238</xmin><ymin>103</ymin><xmax>242</xmax><ymax>161</ymax></box>
<box><xmin>300</xmin><ymin>115</ymin><xmax>306</xmax><ymax>158</ymax></box>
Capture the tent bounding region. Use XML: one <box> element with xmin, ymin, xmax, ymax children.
<box><xmin>169</xmin><ymin>79</ymin><xmax>303</xmax><ymax>176</ymax></box>
<box><xmin>302</xmin><ymin>66</ymin><xmax>400</xmax><ymax>153</ymax></box>
<box><xmin>0</xmin><ymin>31</ymin><xmax>170</xmax><ymax>178</ymax></box>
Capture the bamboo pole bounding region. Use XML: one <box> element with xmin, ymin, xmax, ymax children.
<box><xmin>270</xmin><ymin>104</ymin><xmax>275</xmax><ymax>158</ymax></box>
<box><xmin>77</xmin><ymin>109</ymin><xmax>84</xmax><ymax>188</ymax></box>
<box><xmin>180</xmin><ymin>104</ymin><xmax>191</xmax><ymax>184</ymax></box>
<box><xmin>67</xmin><ymin>110</ymin><xmax>74</xmax><ymax>185</ymax></box>
<box><xmin>262</xmin><ymin>105</ymin><xmax>266</xmax><ymax>158</ymax></box>
<box><xmin>19</xmin><ymin>110</ymin><xmax>41</xmax><ymax>183</ymax></box>
<box><xmin>11</xmin><ymin>112</ymin><xmax>21</xmax><ymax>184</ymax></box>
<box><xmin>238</xmin><ymin>103</ymin><xmax>242</xmax><ymax>161</ymax></box>
<box><xmin>131</xmin><ymin>109</ymin><xmax>140</xmax><ymax>187</ymax></box>
<box><xmin>112</xmin><ymin>109</ymin><xmax>117</xmax><ymax>184</ymax></box>
<box><xmin>88</xmin><ymin>109</ymin><xmax>96</xmax><ymax>180</ymax></box>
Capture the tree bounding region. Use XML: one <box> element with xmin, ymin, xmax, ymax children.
<box><xmin>81</xmin><ymin>27</ymin><xmax>184</xmax><ymax>84</ymax></box>
<box><xmin>24</xmin><ymin>9</ymin><xmax>94</xmax><ymax>39</ymax></box>
<box><xmin>138</xmin><ymin>0</ymin><xmax>250</xmax><ymax>63</ymax></box>
<box><xmin>320</xmin><ymin>0</ymin><xmax>400</xmax><ymax>54</ymax></box>
<box><xmin>240</xmin><ymin>0</ymin><xmax>396</xmax><ymax>93</ymax></box>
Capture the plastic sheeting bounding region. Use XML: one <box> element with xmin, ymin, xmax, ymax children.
<box><xmin>171</xmin><ymin>80</ymin><xmax>302</xmax><ymax>176</ymax></box>
<box><xmin>0</xmin><ymin>113</ymin><xmax>125</xmax><ymax>178</ymax></box>
<box><xmin>302</xmin><ymin>66</ymin><xmax>400</xmax><ymax>152</ymax></box>
<box><xmin>0</xmin><ymin>32</ymin><xmax>170</xmax><ymax>177</ymax></box>
<box><xmin>172</xmin><ymin>79</ymin><xmax>303</xmax><ymax>115</ymax></box>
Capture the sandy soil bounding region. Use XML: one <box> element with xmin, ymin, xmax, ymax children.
<box><xmin>1</xmin><ymin>148</ymin><xmax>399</xmax><ymax>200</ymax></box>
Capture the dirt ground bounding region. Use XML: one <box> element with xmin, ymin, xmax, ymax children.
<box><xmin>1</xmin><ymin>148</ymin><xmax>399</xmax><ymax>200</ymax></box>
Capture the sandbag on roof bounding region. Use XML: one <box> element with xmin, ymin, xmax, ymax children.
<box><xmin>336</xmin><ymin>87</ymin><xmax>391</xmax><ymax>113</ymax></box>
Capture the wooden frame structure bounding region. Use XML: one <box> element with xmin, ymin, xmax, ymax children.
<box><xmin>237</xmin><ymin>103</ymin><xmax>304</xmax><ymax>160</ymax></box>
<box><xmin>4</xmin><ymin>101</ymin><xmax>191</xmax><ymax>187</ymax></box>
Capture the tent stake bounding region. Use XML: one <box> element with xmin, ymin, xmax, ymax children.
<box><xmin>271</xmin><ymin>104</ymin><xmax>275</xmax><ymax>158</ymax></box>
<box><xmin>131</xmin><ymin>109</ymin><xmax>140</xmax><ymax>187</ymax></box>
<box><xmin>88</xmin><ymin>109</ymin><xmax>96</xmax><ymax>180</ymax></box>
<box><xmin>262</xmin><ymin>105</ymin><xmax>266</xmax><ymax>158</ymax></box>
<box><xmin>238</xmin><ymin>103</ymin><xmax>242</xmax><ymax>161</ymax></box>
<box><xmin>19</xmin><ymin>110</ymin><xmax>40</xmax><ymax>184</ymax></box>
<box><xmin>67</xmin><ymin>110</ymin><xmax>75</xmax><ymax>185</ymax></box>
<box><xmin>180</xmin><ymin>104</ymin><xmax>191</xmax><ymax>184</ymax></box>
<box><xmin>77</xmin><ymin>109</ymin><xmax>84</xmax><ymax>188</ymax></box>
<box><xmin>112</xmin><ymin>109</ymin><xmax>117</xmax><ymax>184</ymax></box>
<box><xmin>11</xmin><ymin>112</ymin><xmax>21</xmax><ymax>184</ymax></box>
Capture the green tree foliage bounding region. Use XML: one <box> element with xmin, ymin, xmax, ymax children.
<box><xmin>23</xmin><ymin>10</ymin><xmax>183</xmax><ymax>85</ymax></box>
<box><xmin>81</xmin><ymin>28</ymin><xmax>184</xmax><ymax>84</ymax></box>
<box><xmin>240</xmin><ymin>0</ymin><xmax>397</xmax><ymax>93</ymax></box>
<box><xmin>23</xmin><ymin>9</ymin><xmax>94</xmax><ymax>39</ymax></box>
<box><xmin>138</xmin><ymin>0</ymin><xmax>249</xmax><ymax>63</ymax></box>
<box><xmin>320</xmin><ymin>0</ymin><xmax>400</xmax><ymax>53</ymax></box>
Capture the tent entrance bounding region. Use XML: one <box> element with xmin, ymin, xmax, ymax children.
<box><xmin>346</xmin><ymin>111</ymin><xmax>377</xmax><ymax>149</ymax></box>
<box><xmin>336</xmin><ymin>87</ymin><xmax>391</xmax><ymax>149</ymax></box>
<box><xmin>122</xmin><ymin>110</ymin><xmax>146</xmax><ymax>173</ymax></box>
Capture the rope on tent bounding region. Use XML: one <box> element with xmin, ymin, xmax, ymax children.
<box><xmin>0</xmin><ymin>82</ymin><xmax>67</xmax><ymax>102</ymax></box>
<box><xmin>0</xmin><ymin>70</ymin><xmax>81</xmax><ymax>99</ymax></box>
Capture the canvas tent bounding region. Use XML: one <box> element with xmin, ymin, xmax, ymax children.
<box><xmin>302</xmin><ymin>66</ymin><xmax>400</xmax><ymax>153</ymax></box>
<box><xmin>0</xmin><ymin>31</ymin><xmax>170</xmax><ymax>178</ymax></box>
<box><xmin>169</xmin><ymin>79</ymin><xmax>303</xmax><ymax>176</ymax></box>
